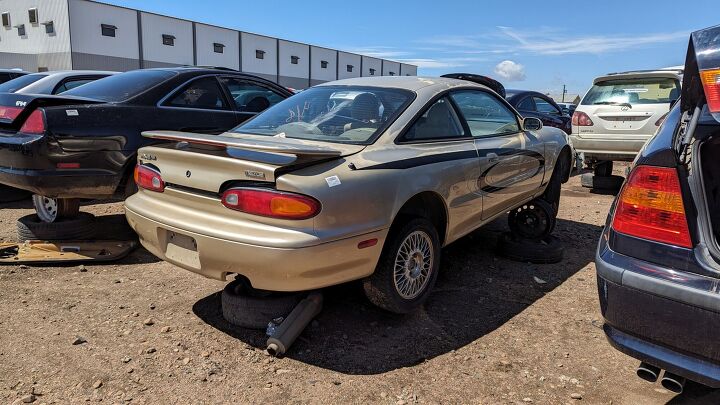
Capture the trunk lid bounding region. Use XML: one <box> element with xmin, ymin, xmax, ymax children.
<box><xmin>0</xmin><ymin>92</ymin><xmax>103</xmax><ymax>132</ymax></box>
<box><xmin>139</xmin><ymin>130</ymin><xmax>363</xmax><ymax>193</ymax></box>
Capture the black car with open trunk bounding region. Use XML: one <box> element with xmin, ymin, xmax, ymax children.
<box><xmin>596</xmin><ymin>24</ymin><xmax>720</xmax><ymax>393</ymax></box>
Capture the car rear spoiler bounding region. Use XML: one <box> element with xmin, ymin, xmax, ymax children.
<box><xmin>441</xmin><ymin>73</ymin><xmax>506</xmax><ymax>97</ymax></box>
<box><xmin>0</xmin><ymin>93</ymin><xmax>103</xmax><ymax>129</ymax></box>
<box><xmin>681</xmin><ymin>24</ymin><xmax>720</xmax><ymax>123</ymax></box>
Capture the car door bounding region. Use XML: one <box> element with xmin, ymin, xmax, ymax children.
<box><xmin>450</xmin><ymin>90</ymin><xmax>545</xmax><ymax>220</ymax></box>
<box><xmin>218</xmin><ymin>76</ymin><xmax>287</xmax><ymax>125</ymax></box>
<box><xmin>159</xmin><ymin>75</ymin><xmax>239</xmax><ymax>134</ymax></box>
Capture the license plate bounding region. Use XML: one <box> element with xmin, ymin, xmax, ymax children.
<box><xmin>164</xmin><ymin>231</ymin><xmax>200</xmax><ymax>269</ymax></box>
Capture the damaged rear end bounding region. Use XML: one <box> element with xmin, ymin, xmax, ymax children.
<box><xmin>124</xmin><ymin>130</ymin><xmax>383</xmax><ymax>291</ymax></box>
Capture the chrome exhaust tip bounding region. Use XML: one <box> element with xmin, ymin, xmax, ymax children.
<box><xmin>661</xmin><ymin>372</ymin><xmax>686</xmax><ymax>394</ymax></box>
<box><xmin>637</xmin><ymin>362</ymin><xmax>661</xmax><ymax>383</ymax></box>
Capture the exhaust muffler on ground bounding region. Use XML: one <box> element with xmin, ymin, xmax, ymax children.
<box><xmin>266</xmin><ymin>292</ymin><xmax>323</xmax><ymax>357</ymax></box>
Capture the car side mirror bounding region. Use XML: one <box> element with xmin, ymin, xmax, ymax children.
<box><xmin>523</xmin><ymin>117</ymin><xmax>543</xmax><ymax>131</ymax></box>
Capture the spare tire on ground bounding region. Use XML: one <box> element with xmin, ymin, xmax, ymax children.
<box><xmin>0</xmin><ymin>185</ymin><xmax>31</xmax><ymax>203</ymax></box>
<box><xmin>580</xmin><ymin>173</ymin><xmax>624</xmax><ymax>191</ymax></box>
<box><xmin>16</xmin><ymin>212</ymin><xmax>97</xmax><ymax>242</ymax></box>
<box><xmin>496</xmin><ymin>232</ymin><xmax>564</xmax><ymax>264</ymax></box>
<box><xmin>221</xmin><ymin>278</ymin><xmax>304</xmax><ymax>329</ymax></box>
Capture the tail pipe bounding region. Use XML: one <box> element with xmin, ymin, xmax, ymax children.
<box><xmin>266</xmin><ymin>292</ymin><xmax>323</xmax><ymax>357</ymax></box>
<box><xmin>637</xmin><ymin>362</ymin><xmax>661</xmax><ymax>383</ymax></box>
<box><xmin>661</xmin><ymin>372</ymin><xmax>687</xmax><ymax>394</ymax></box>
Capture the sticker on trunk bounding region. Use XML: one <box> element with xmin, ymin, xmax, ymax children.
<box><xmin>325</xmin><ymin>175</ymin><xmax>341</xmax><ymax>187</ymax></box>
<box><xmin>65</xmin><ymin>109</ymin><xmax>79</xmax><ymax>116</ymax></box>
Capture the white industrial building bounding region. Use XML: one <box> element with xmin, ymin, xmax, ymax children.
<box><xmin>0</xmin><ymin>0</ymin><xmax>417</xmax><ymax>88</ymax></box>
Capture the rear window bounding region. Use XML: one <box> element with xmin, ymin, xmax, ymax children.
<box><xmin>581</xmin><ymin>77</ymin><xmax>680</xmax><ymax>106</ymax></box>
<box><xmin>63</xmin><ymin>70</ymin><xmax>176</xmax><ymax>102</ymax></box>
<box><xmin>0</xmin><ymin>73</ymin><xmax>45</xmax><ymax>93</ymax></box>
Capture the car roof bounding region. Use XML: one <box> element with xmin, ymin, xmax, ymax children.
<box><xmin>27</xmin><ymin>70</ymin><xmax>118</xmax><ymax>78</ymax></box>
<box><xmin>0</xmin><ymin>68</ymin><xmax>29</xmax><ymax>74</ymax></box>
<box><xmin>505</xmin><ymin>89</ymin><xmax>547</xmax><ymax>98</ymax></box>
<box><xmin>317</xmin><ymin>76</ymin><xmax>487</xmax><ymax>92</ymax></box>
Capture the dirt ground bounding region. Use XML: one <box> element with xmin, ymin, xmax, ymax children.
<box><xmin>1</xmin><ymin>165</ymin><xmax>719</xmax><ymax>405</ymax></box>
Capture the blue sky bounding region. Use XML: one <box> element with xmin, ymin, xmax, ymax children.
<box><xmin>104</xmin><ymin>0</ymin><xmax>717</xmax><ymax>96</ymax></box>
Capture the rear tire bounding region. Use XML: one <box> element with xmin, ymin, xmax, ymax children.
<box><xmin>17</xmin><ymin>212</ymin><xmax>96</xmax><ymax>242</ymax></box>
<box><xmin>508</xmin><ymin>199</ymin><xmax>556</xmax><ymax>240</ymax></box>
<box><xmin>363</xmin><ymin>217</ymin><xmax>440</xmax><ymax>314</ymax></box>
<box><xmin>32</xmin><ymin>195</ymin><xmax>80</xmax><ymax>223</ymax></box>
<box><xmin>221</xmin><ymin>279</ymin><xmax>303</xmax><ymax>330</ymax></box>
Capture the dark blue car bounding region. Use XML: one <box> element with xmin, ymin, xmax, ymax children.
<box><xmin>596</xmin><ymin>24</ymin><xmax>720</xmax><ymax>393</ymax></box>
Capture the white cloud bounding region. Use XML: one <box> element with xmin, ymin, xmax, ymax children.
<box><xmin>494</xmin><ymin>60</ymin><xmax>526</xmax><ymax>81</ymax></box>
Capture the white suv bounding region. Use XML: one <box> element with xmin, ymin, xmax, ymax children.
<box><xmin>571</xmin><ymin>68</ymin><xmax>682</xmax><ymax>175</ymax></box>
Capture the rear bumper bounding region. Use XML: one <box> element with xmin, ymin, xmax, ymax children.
<box><xmin>596</xmin><ymin>234</ymin><xmax>720</xmax><ymax>388</ymax></box>
<box><xmin>0</xmin><ymin>166</ymin><xmax>120</xmax><ymax>198</ymax></box>
<box><xmin>125</xmin><ymin>206</ymin><xmax>387</xmax><ymax>292</ymax></box>
<box><xmin>570</xmin><ymin>135</ymin><xmax>648</xmax><ymax>161</ymax></box>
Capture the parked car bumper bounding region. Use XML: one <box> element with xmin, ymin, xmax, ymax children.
<box><xmin>596</xmin><ymin>232</ymin><xmax>720</xmax><ymax>388</ymax></box>
<box><xmin>124</xmin><ymin>202</ymin><xmax>387</xmax><ymax>292</ymax></box>
<box><xmin>0</xmin><ymin>166</ymin><xmax>120</xmax><ymax>198</ymax></box>
<box><xmin>570</xmin><ymin>134</ymin><xmax>649</xmax><ymax>161</ymax></box>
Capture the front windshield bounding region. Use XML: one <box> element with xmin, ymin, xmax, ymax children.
<box><xmin>231</xmin><ymin>86</ymin><xmax>414</xmax><ymax>144</ymax></box>
<box><xmin>0</xmin><ymin>73</ymin><xmax>46</xmax><ymax>93</ymax></box>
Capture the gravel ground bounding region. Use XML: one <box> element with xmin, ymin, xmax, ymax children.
<box><xmin>1</xmin><ymin>165</ymin><xmax>719</xmax><ymax>404</ymax></box>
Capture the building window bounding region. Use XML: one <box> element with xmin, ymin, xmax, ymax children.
<box><xmin>346</xmin><ymin>64</ymin><xmax>353</xmax><ymax>73</ymax></box>
<box><xmin>213</xmin><ymin>42</ymin><xmax>224</xmax><ymax>53</ymax></box>
<box><xmin>16</xmin><ymin>24</ymin><xmax>25</xmax><ymax>37</ymax></box>
<box><xmin>255</xmin><ymin>50</ymin><xmax>265</xmax><ymax>59</ymax></box>
<box><xmin>320</xmin><ymin>60</ymin><xmax>328</xmax><ymax>69</ymax></box>
<box><xmin>1</xmin><ymin>12</ymin><xmax>10</xmax><ymax>28</ymax></box>
<box><xmin>42</xmin><ymin>21</ymin><xmax>54</xmax><ymax>34</ymax></box>
<box><xmin>290</xmin><ymin>56</ymin><xmax>299</xmax><ymax>65</ymax></box>
<box><xmin>28</xmin><ymin>8</ymin><xmax>38</xmax><ymax>25</ymax></box>
<box><xmin>369</xmin><ymin>68</ymin><xmax>376</xmax><ymax>76</ymax></box>
<box><xmin>162</xmin><ymin>34</ymin><xmax>175</xmax><ymax>46</ymax></box>
<box><xmin>101</xmin><ymin>24</ymin><xmax>116</xmax><ymax>37</ymax></box>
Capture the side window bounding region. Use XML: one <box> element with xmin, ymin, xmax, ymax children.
<box><xmin>517</xmin><ymin>97</ymin><xmax>535</xmax><ymax>111</ymax></box>
<box><xmin>403</xmin><ymin>97</ymin><xmax>465</xmax><ymax>141</ymax></box>
<box><xmin>165</xmin><ymin>77</ymin><xmax>229</xmax><ymax>110</ymax></box>
<box><xmin>533</xmin><ymin>97</ymin><xmax>561</xmax><ymax>114</ymax></box>
<box><xmin>450</xmin><ymin>90</ymin><xmax>520</xmax><ymax>138</ymax></box>
<box><xmin>53</xmin><ymin>78</ymin><xmax>96</xmax><ymax>94</ymax></box>
<box><xmin>220</xmin><ymin>77</ymin><xmax>284</xmax><ymax>113</ymax></box>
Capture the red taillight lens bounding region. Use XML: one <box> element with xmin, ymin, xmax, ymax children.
<box><xmin>19</xmin><ymin>109</ymin><xmax>45</xmax><ymax>134</ymax></box>
<box><xmin>700</xmin><ymin>68</ymin><xmax>720</xmax><ymax>113</ymax></box>
<box><xmin>571</xmin><ymin>111</ymin><xmax>593</xmax><ymax>126</ymax></box>
<box><xmin>0</xmin><ymin>106</ymin><xmax>23</xmax><ymax>121</ymax></box>
<box><xmin>221</xmin><ymin>188</ymin><xmax>320</xmax><ymax>220</ymax></box>
<box><xmin>655</xmin><ymin>112</ymin><xmax>669</xmax><ymax>126</ymax></box>
<box><xmin>611</xmin><ymin>165</ymin><xmax>691</xmax><ymax>248</ymax></box>
<box><xmin>134</xmin><ymin>164</ymin><xmax>165</xmax><ymax>192</ymax></box>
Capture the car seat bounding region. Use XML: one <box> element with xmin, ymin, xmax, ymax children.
<box><xmin>245</xmin><ymin>96</ymin><xmax>270</xmax><ymax>113</ymax></box>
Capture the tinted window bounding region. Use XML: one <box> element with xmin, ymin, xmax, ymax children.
<box><xmin>450</xmin><ymin>90</ymin><xmax>520</xmax><ymax>138</ymax></box>
<box><xmin>63</xmin><ymin>70</ymin><xmax>175</xmax><ymax>102</ymax></box>
<box><xmin>581</xmin><ymin>77</ymin><xmax>681</xmax><ymax>106</ymax></box>
<box><xmin>54</xmin><ymin>79</ymin><xmax>96</xmax><ymax>94</ymax></box>
<box><xmin>403</xmin><ymin>97</ymin><xmax>465</xmax><ymax>141</ymax></box>
<box><xmin>0</xmin><ymin>73</ymin><xmax>12</xmax><ymax>84</ymax></box>
<box><xmin>233</xmin><ymin>86</ymin><xmax>413</xmax><ymax>144</ymax></box>
<box><xmin>0</xmin><ymin>73</ymin><xmax>45</xmax><ymax>93</ymax></box>
<box><xmin>220</xmin><ymin>77</ymin><xmax>284</xmax><ymax>113</ymax></box>
<box><xmin>517</xmin><ymin>97</ymin><xmax>534</xmax><ymax>111</ymax></box>
<box><xmin>534</xmin><ymin>97</ymin><xmax>560</xmax><ymax>114</ymax></box>
<box><xmin>165</xmin><ymin>77</ymin><xmax>229</xmax><ymax>110</ymax></box>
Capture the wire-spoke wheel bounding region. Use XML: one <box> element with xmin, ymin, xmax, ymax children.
<box><xmin>32</xmin><ymin>195</ymin><xmax>80</xmax><ymax>223</ymax></box>
<box><xmin>364</xmin><ymin>217</ymin><xmax>440</xmax><ymax>314</ymax></box>
<box><xmin>393</xmin><ymin>230</ymin><xmax>434</xmax><ymax>300</ymax></box>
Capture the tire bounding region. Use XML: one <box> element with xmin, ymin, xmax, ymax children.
<box><xmin>508</xmin><ymin>199</ymin><xmax>556</xmax><ymax>240</ymax></box>
<box><xmin>0</xmin><ymin>185</ymin><xmax>31</xmax><ymax>203</ymax></box>
<box><xmin>496</xmin><ymin>233</ymin><xmax>564</xmax><ymax>264</ymax></box>
<box><xmin>593</xmin><ymin>160</ymin><xmax>613</xmax><ymax>177</ymax></box>
<box><xmin>17</xmin><ymin>212</ymin><xmax>96</xmax><ymax>242</ymax></box>
<box><xmin>363</xmin><ymin>217</ymin><xmax>441</xmax><ymax>314</ymax></box>
<box><xmin>221</xmin><ymin>279</ymin><xmax>303</xmax><ymax>329</ymax></box>
<box><xmin>32</xmin><ymin>195</ymin><xmax>80</xmax><ymax>223</ymax></box>
<box><xmin>581</xmin><ymin>173</ymin><xmax>624</xmax><ymax>191</ymax></box>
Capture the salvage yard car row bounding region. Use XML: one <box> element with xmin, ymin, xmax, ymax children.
<box><xmin>1</xmin><ymin>23</ymin><xmax>720</xmax><ymax>399</ymax></box>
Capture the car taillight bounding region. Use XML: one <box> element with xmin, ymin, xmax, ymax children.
<box><xmin>655</xmin><ymin>112</ymin><xmax>669</xmax><ymax>126</ymax></box>
<box><xmin>19</xmin><ymin>109</ymin><xmax>45</xmax><ymax>134</ymax></box>
<box><xmin>611</xmin><ymin>165</ymin><xmax>691</xmax><ymax>248</ymax></box>
<box><xmin>221</xmin><ymin>188</ymin><xmax>320</xmax><ymax>220</ymax></box>
<box><xmin>0</xmin><ymin>106</ymin><xmax>22</xmax><ymax>121</ymax></box>
<box><xmin>700</xmin><ymin>68</ymin><xmax>720</xmax><ymax>113</ymax></box>
<box><xmin>134</xmin><ymin>164</ymin><xmax>165</xmax><ymax>192</ymax></box>
<box><xmin>571</xmin><ymin>111</ymin><xmax>593</xmax><ymax>126</ymax></box>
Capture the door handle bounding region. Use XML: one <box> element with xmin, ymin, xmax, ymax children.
<box><xmin>487</xmin><ymin>152</ymin><xmax>499</xmax><ymax>162</ymax></box>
